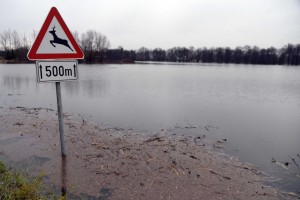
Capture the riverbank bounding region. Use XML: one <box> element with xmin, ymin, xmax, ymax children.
<box><xmin>0</xmin><ymin>106</ymin><xmax>280</xmax><ymax>199</ymax></box>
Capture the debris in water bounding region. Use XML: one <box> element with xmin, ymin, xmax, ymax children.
<box><xmin>292</xmin><ymin>158</ymin><xmax>299</xmax><ymax>168</ymax></box>
<box><xmin>194</xmin><ymin>135</ymin><xmax>205</xmax><ymax>146</ymax></box>
<box><xmin>184</xmin><ymin>120</ymin><xmax>197</xmax><ymax>129</ymax></box>
<box><xmin>143</xmin><ymin>134</ymin><xmax>164</xmax><ymax>143</ymax></box>
<box><xmin>209</xmin><ymin>170</ymin><xmax>231</xmax><ymax>180</ymax></box>
<box><xmin>271</xmin><ymin>157</ymin><xmax>288</xmax><ymax>170</ymax></box>
<box><xmin>13</xmin><ymin>122</ymin><xmax>24</xmax><ymax>126</ymax></box>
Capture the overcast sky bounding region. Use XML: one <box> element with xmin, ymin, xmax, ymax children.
<box><xmin>1</xmin><ymin>0</ymin><xmax>299</xmax><ymax>49</ymax></box>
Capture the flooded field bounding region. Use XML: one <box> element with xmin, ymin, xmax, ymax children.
<box><xmin>0</xmin><ymin>106</ymin><xmax>280</xmax><ymax>199</ymax></box>
<box><xmin>0</xmin><ymin>63</ymin><xmax>300</xmax><ymax>197</ymax></box>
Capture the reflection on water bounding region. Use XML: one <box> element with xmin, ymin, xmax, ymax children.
<box><xmin>0</xmin><ymin>63</ymin><xmax>300</xmax><ymax>193</ymax></box>
<box><xmin>3</xmin><ymin>76</ymin><xmax>30</xmax><ymax>91</ymax></box>
<box><xmin>64</xmin><ymin>79</ymin><xmax>108</xmax><ymax>98</ymax></box>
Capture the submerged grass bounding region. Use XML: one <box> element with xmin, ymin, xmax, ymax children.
<box><xmin>0</xmin><ymin>160</ymin><xmax>64</xmax><ymax>200</ymax></box>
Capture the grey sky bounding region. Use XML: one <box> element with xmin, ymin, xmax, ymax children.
<box><xmin>1</xmin><ymin>0</ymin><xmax>299</xmax><ymax>49</ymax></box>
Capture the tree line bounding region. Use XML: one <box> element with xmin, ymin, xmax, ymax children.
<box><xmin>0</xmin><ymin>29</ymin><xmax>299</xmax><ymax>65</ymax></box>
<box><xmin>0</xmin><ymin>29</ymin><xmax>31</xmax><ymax>62</ymax></box>
<box><xmin>135</xmin><ymin>45</ymin><xmax>300</xmax><ymax>65</ymax></box>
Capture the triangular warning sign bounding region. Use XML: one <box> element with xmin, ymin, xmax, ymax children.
<box><xmin>27</xmin><ymin>7</ymin><xmax>84</xmax><ymax>60</ymax></box>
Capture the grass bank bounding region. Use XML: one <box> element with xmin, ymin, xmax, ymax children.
<box><xmin>0</xmin><ymin>160</ymin><xmax>63</xmax><ymax>200</ymax></box>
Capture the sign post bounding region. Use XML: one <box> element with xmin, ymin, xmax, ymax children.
<box><xmin>56</xmin><ymin>82</ymin><xmax>66</xmax><ymax>157</ymax></box>
<box><xmin>27</xmin><ymin>7</ymin><xmax>84</xmax><ymax>157</ymax></box>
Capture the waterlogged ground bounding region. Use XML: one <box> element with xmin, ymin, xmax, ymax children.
<box><xmin>1</xmin><ymin>64</ymin><xmax>300</xmax><ymax>195</ymax></box>
<box><xmin>0</xmin><ymin>106</ymin><xmax>285</xmax><ymax>200</ymax></box>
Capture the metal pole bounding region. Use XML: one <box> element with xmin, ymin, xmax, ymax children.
<box><xmin>61</xmin><ymin>156</ymin><xmax>67</xmax><ymax>196</ymax></box>
<box><xmin>56</xmin><ymin>82</ymin><xmax>66</xmax><ymax>157</ymax></box>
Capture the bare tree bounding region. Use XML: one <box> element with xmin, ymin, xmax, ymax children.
<box><xmin>87</xmin><ymin>30</ymin><xmax>96</xmax><ymax>51</ymax></box>
<box><xmin>7</xmin><ymin>29</ymin><xmax>12</xmax><ymax>50</ymax></box>
<box><xmin>0</xmin><ymin>29</ymin><xmax>13</xmax><ymax>50</ymax></box>
<box><xmin>81</xmin><ymin>30</ymin><xmax>96</xmax><ymax>51</ymax></box>
<box><xmin>80</xmin><ymin>33</ymin><xmax>87</xmax><ymax>51</ymax></box>
<box><xmin>79</xmin><ymin>30</ymin><xmax>110</xmax><ymax>63</ymax></box>
<box><xmin>72</xmin><ymin>31</ymin><xmax>80</xmax><ymax>46</ymax></box>
<box><xmin>0</xmin><ymin>31</ymin><xmax>9</xmax><ymax>50</ymax></box>
<box><xmin>21</xmin><ymin>33</ymin><xmax>29</xmax><ymax>49</ymax></box>
<box><xmin>136</xmin><ymin>47</ymin><xmax>150</xmax><ymax>61</ymax></box>
<box><xmin>12</xmin><ymin>30</ymin><xmax>21</xmax><ymax>49</ymax></box>
<box><xmin>95</xmin><ymin>32</ymin><xmax>110</xmax><ymax>51</ymax></box>
<box><xmin>30</xmin><ymin>29</ymin><xmax>37</xmax><ymax>46</ymax></box>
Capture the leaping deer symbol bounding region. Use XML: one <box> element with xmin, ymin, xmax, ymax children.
<box><xmin>49</xmin><ymin>26</ymin><xmax>73</xmax><ymax>51</ymax></box>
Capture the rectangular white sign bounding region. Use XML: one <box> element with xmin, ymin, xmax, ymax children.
<box><xmin>36</xmin><ymin>60</ymin><xmax>78</xmax><ymax>83</ymax></box>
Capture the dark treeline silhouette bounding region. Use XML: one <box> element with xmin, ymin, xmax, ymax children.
<box><xmin>97</xmin><ymin>44</ymin><xmax>300</xmax><ymax>65</ymax></box>
<box><xmin>0</xmin><ymin>29</ymin><xmax>299</xmax><ymax>65</ymax></box>
<box><xmin>134</xmin><ymin>45</ymin><xmax>300</xmax><ymax>65</ymax></box>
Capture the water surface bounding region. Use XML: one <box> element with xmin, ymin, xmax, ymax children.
<box><xmin>0</xmin><ymin>63</ymin><xmax>299</xmax><ymax>193</ymax></box>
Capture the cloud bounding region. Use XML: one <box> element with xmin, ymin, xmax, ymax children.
<box><xmin>0</xmin><ymin>0</ymin><xmax>299</xmax><ymax>49</ymax></box>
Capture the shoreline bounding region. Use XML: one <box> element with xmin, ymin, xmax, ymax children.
<box><xmin>0</xmin><ymin>106</ymin><xmax>281</xmax><ymax>199</ymax></box>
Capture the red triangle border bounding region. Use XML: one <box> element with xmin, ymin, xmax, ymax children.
<box><xmin>27</xmin><ymin>7</ymin><xmax>84</xmax><ymax>60</ymax></box>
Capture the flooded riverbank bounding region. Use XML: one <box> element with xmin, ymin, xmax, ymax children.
<box><xmin>0</xmin><ymin>106</ymin><xmax>285</xmax><ymax>199</ymax></box>
<box><xmin>1</xmin><ymin>63</ymin><xmax>300</xmax><ymax>194</ymax></box>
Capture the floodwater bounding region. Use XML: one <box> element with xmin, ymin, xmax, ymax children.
<box><xmin>0</xmin><ymin>63</ymin><xmax>300</xmax><ymax>193</ymax></box>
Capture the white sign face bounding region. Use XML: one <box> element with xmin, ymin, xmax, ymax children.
<box><xmin>36</xmin><ymin>60</ymin><xmax>78</xmax><ymax>83</ymax></box>
<box><xmin>36</xmin><ymin>17</ymin><xmax>75</xmax><ymax>54</ymax></box>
